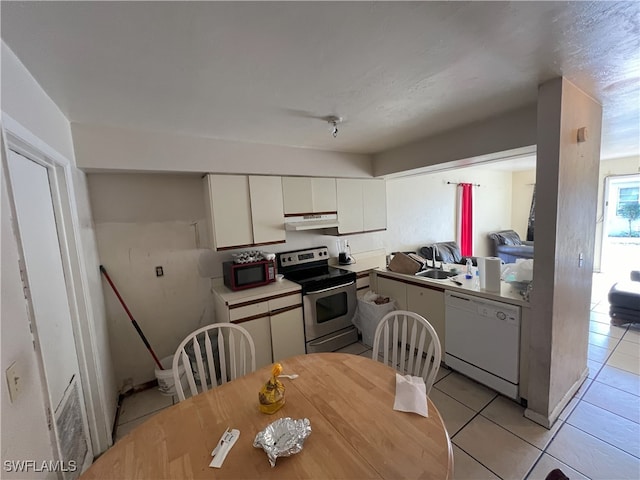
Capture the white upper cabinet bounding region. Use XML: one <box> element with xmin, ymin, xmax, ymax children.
<box><xmin>337</xmin><ymin>179</ymin><xmax>364</xmax><ymax>234</ymax></box>
<box><xmin>337</xmin><ymin>179</ymin><xmax>386</xmax><ymax>234</ymax></box>
<box><xmin>249</xmin><ymin>176</ymin><xmax>286</xmax><ymax>244</ymax></box>
<box><xmin>204</xmin><ymin>174</ymin><xmax>285</xmax><ymax>250</ymax></box>
<box><xmin>363</xmin><ymin>179</ymin><xmax>387</xmax><ymax>231</ymax></box>
<box><xmin>282</xmin><ymin>177</ymin><xmax>313</xmax><ymax>214</ymax></box>
<box><xmin>282</xmin><ymin>177</ymin><xmax>337</xmax><ymax>215</ymax></box>
<box><xmin>205</xmin><ymin>174</ymin><xmax>253</xmax><ymax>249</ymax></box>
<box><xmin>311</xmin><ymin>177</ymin><xmax>337</xmax><ymax>213</ymax></box>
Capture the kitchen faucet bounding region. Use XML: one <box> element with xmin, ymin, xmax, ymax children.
<box><xmin>432</xmin><ymin>244</ymin><xmax>441</xmax><ymax>270</ymax></box>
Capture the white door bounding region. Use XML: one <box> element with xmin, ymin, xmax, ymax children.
<box><xmin>7</xmin><ymin>150</ymin><xmax>92</xmax><ymax>476</ymax></box>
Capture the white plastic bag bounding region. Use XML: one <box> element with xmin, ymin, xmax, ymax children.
<box><xmin>352</xmin><ymin>290</ymin><xmax>397</xmax><ymax>347</ymax></box>
<box><xmin>502</xmin><ymin>259</ymin><xmax>533</xmax><ymax>282</ymax></box>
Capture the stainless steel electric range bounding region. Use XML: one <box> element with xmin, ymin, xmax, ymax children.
<box><xmin>277</xmin><ymin>246</ymin><xmax>358</xmax><ymax>353</ymax></box>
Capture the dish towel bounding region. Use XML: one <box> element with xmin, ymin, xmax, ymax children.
<box><xmin>393</xmin><ymin>373</ymin><xmax>429</xmax><ymax>417</ymax></box>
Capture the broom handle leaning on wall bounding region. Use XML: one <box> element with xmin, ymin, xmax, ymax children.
<box><xmin>99</xmin><ymin>265</ymin><xmax>164</xmax><ymax>370</ymax></box>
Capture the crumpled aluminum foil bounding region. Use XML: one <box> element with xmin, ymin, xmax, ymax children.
<box><xmin>253</xmin><ymin>417</ymin><xmax>312</xmax><ymax>467</ymax></box>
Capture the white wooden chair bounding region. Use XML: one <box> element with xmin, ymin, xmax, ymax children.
<box><xmin>372</xmin><ymin>310</ymin><xmax>442</xmax><ymax>395</ymax></box>
<box><xmin>172</xmin><ymin>323</ymin><xmax>256</xmax><ymax>401</ymax></box>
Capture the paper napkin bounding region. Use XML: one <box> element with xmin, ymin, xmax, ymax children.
<box><xmin>393</xmin><ymin>373</ymin><xmax>429</xmax><ymax>417</ymax></box>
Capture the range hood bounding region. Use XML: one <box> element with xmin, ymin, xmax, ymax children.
<box><xmin>284</xmin><ymin>214</ymin><xmax>339</xmax><ymax>231</ymax></box>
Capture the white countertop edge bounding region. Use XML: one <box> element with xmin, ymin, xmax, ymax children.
<box><xmin>329</xmin><ymin>252</ymin><xmax>387</xmax><ymax>273</ymax></box>
<box><xmin>211</xmin><ymin>277</ymin><xmax>301</xmax><ymax>305</ymax></box>
<box><xmin>374</xmin><ymin>268</ymin><xmax>530</xmax><ymax>308</ymax></box>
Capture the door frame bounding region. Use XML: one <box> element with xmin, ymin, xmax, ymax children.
<box><xmin>2</xmin><ymin>113</ymin><xmax>112</xmax><ymax>455</ymax></box>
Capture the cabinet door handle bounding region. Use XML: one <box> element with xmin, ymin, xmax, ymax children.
<box><xmin>270</xmin><ymin>305</ymin><xmax>302</xmax><ymax>316</ymax></box>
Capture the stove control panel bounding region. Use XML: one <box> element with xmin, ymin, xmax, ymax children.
<box><xmin>278</xmin><ymin>247</ymin><xmax>329</xmax><ymax>268</ymax></box>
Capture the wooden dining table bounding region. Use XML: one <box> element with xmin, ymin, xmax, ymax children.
<box><xmin>82</xmin><ymin>353</ymin><xmax>453</xmax><ymax>479</ymax></box>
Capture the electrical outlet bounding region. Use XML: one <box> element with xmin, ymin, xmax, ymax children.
<box><xmin>578</xmin><ymin>253</ymin><xmax>584</xmax><ymax>268</ymax></box>
<box><xmin>155</xmin><ymin>266</ymin><xmax>164</xmax><ymax>277</ymax></box>
<box><xmin>6</xmin><ymin>361</ymin><xmax>22</xmax><ymax>403</ymax></box>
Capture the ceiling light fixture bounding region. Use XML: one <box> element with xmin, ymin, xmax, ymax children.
<box><xmin>326</xmin><ymin>115</ymin><xmax>342</xmax><ymax>138</ymax></box>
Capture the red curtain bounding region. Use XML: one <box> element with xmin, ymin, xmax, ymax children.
<box><xmin>459</xmin><ymin>183</ymin><xmax>473</xmax><ymax>256</ymax></box>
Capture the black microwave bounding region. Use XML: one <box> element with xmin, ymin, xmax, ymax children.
<box><xmin>223</xmin><ymin>260</ymin><xmax>276</xmax><ymax>291</ymax></box>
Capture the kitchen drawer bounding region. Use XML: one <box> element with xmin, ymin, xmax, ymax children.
<box><xmin>356</xmin><ymin>273</ymin><xmax>370</xmax><ymax>290</ymax></box>
<box><xmin>268</xmin><ymin>293</ymin><xmax>302</xmax><ymax>311</ymax></box>
<box><xmin>229</xmin><ymin>301</ymin><xmax>269</xmax><ymax>322</ymax></box>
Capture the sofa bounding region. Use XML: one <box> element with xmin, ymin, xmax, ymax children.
<box><xmin>419</xmin><ymin>242</ymin><xmax>477</xmax><ymax>267</ymax></box>
<box><xmin>608</xmin><ymin>271</ymin><xmax>640</xmax><ymax>326</ymax></box>
<box><xmin>488</xmin><ymin>230</ymin><xmax>534</xmax><ymax>263</ymax></box>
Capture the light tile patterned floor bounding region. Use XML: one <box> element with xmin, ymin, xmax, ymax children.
<box><xmin>113</xmin><ymin>272</ymin><xmax>640</xmax><ymax>479</ymax></box>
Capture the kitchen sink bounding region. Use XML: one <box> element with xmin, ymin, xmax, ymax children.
<box><xmin>415</xmin><ymin>269</ymin><xmax>457</xmax><ymax>280</ymax></box>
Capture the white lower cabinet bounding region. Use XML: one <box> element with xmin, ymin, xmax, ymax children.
<box><xmin>356</xmin><ymin>272</ymin><xmax>372</xmax><ymax>294</ymax></box>
<box><xmin>377</xmin><ymin>276</ymin><xmax>408</xmax><ymax>309</ymax></box>
<box><xmin>213</xmin><ymin>286</ymin><xmax>304</xmax><ymax>370</ymax></box>
<box><xmin>270</xmin><ymin>307</ymin><xmax>305</xmax><ymax>362</ymax></box>
<box><xmin>375</xmin><ymin>274</ymin><xmax>445</xmax><ymax>350</ymax></box>
<box><xmin>238</xmin><ymin>316</ymin><xmax>273</xmax><ymax>370</ymax></box>
<box><xmin>406</xmin><ymin>284</ymin><xmax>445</xmax><ymax>351</ymax></box>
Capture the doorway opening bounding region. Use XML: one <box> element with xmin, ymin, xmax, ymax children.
<box><xmin>600</xmin><ymin>173</ymin><xmax>640</xmax><ymax>276</ymax></box>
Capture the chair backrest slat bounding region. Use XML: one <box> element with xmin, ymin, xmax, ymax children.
<box><xmin>399</xmin><ymin>315</ymin><xmax>408</xmax><ymax>372</ymax></box>
<box><xmin>218</xmin><ymin>329</ymin><xmax>228</xmax><ymax>384</ymax></box>
<box><xmin>371</xmin><ymin>310</ymin><xmax>442</xmax><ymax>395</ymax></box>
<box><xmin>391</xmin><ymin>317</ymin><xmax>399</xmax><ymax>366</ymax></box>
<box><xmin>239</xmin><ymin>337</ymin><xmax>247</xmax><ymax>375</ymax></box>
<box><xmin>204</xmin><ymin>332</ymin><xmax>217</xmax><ymax>388</ymax></box>
<box><xmin>229</xmin><ymin>330</ymin><xmax>237</xmax><ymax>380</ymax></box>
<box><xmin>407</xmin><ymin>320</ymin><xmax>418</xmax><ymax>374</ymax></box>
<box><xmin>181</xmin><ymin>349</ymin><xmax>197</xmax><ymax>398</ymax></box>
<box><xmin>172</xmin><ymin>323</ymin><xmax>256</xmax><ymax>401</ymax></box>
<box><xmin>192</xmin><ymin>336</ymin><xmax>208</xmax><ymax>394</ymax></box>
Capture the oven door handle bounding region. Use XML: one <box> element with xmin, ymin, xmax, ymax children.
<box><xmin>305</xmin><ymin>281</ymin><xmax>355</xmax><ymax>295</ymax></box>
<box><xmin>308</xmin><ymin>328</ymin><xmax>357</xmax><ymax>347</ymax></box>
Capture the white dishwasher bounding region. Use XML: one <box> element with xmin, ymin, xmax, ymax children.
<box><xmin>444</xmin><ymin>291</ymin><xmax>521</xmax><ymax>399</ymax></box>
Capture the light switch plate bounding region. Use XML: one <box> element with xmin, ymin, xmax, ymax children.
<box><xmin>6</xmin><ymin>361</ymin><xmax>22</xmax><ymax>403</ymax></box>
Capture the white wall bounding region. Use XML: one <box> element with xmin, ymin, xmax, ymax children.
<box><xmin>87</xmin><ymin>165</ymin><xmax>512</xmax><ymax>387</ymax></box>
<box><xmin>88</xmin><ymin>174</ymin><xmax>213</xmax><ymax>387</ymax></box>
<box><xmin>1</xmin><ymin>41</ymin><xmax>116</xmax><ymax>456</ymax></box>
<box><xmin>1</xmin><ymin>42</ymin><xmax>69</xmax><ymax>470</ymax></box>
<box><xmin>72</xmin><ymin>123</ymin><xmax>373</xmax><ymax>177</ymax></box>
<box><xmin>527</xmin><ymin>77</ymin><xmax>602</xmax><ymax>425</ymax></box>
<box><xmin>384</xmin><ymin>166</ymin><xmax>514</xmax><ymax>257</ymax></box>
<box><xmin>511</xmin><ymin>169</ymin><xmax>537</xmax><ymax>240</ymax></box>
<box><xmin>1</xmin><ymin>139</ymin><xmax>57</xmax><ymax>479</ymax></box>
<box><xmin>69</xmin><ymin>169</ymin><xmax>118</xmax><ymax>443</ymax></box>
<box><xmin>1</xmin><ymin>43</ymin><xmax>75</xmax><ymax>161</ymax></box>
<box><xmin>88</xmin><ymin>173</ymin><xmax>370</xmax><ymax>387</ymax></box>
<box><xmin>373</xmin><ymin>105</ymin><xmax>537</xmax><ymax>177</ymax></box>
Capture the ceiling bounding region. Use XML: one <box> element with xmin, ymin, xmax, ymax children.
<box><xmin>2</xmin><ymin>1</ymin><xmax>639</xmax><ymax>160</ymax></box>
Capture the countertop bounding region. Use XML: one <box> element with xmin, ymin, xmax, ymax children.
<box><xmin>211</xmin><ymin>277</ymin><xmax>301</xmax><ymax>306</ymax></box>
<box><xmin>329</xmin><ymin>249</ymin><xmax>387</xmax><ymax>274</ymax></box>
<box><xmin>374</xmin><ymin>267</ymin><xmax>531</xmax><ymax>308</ymax></box>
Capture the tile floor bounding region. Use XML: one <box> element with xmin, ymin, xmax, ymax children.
<box><xmin>113</xmin><ymin>272</ymin><xmax>640</xmax><ymax>479</ymax></box>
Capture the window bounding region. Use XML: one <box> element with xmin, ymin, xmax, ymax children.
<box><xmin>616</xmin><ymin>186</ymin><xmax>639</xmax><ymax>216</ymax></box>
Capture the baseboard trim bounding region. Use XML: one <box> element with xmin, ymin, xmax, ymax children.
<box><xmin>524</xmin><ymin>367</ymin><xmax>588</xmax><ymax>428</ymax></box>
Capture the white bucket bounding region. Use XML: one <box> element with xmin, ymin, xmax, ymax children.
<box><xmin>155</xmin><ymin>356</ymin><xmax>186</xmax><ymax>396</ymax></box>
